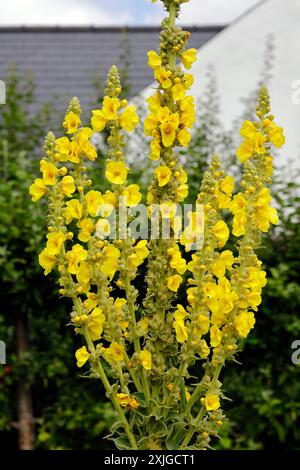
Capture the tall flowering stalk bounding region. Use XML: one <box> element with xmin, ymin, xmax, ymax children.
<box><xmin>29</xmin><ymin>0</ymin><xmax>285</xmax><ymax>450</ymax></box>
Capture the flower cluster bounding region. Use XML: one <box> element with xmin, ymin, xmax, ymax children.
<box><xmin>30</xmin><ymin>0</ymin><xmax>284</xmax><ymax>451</ymax></box>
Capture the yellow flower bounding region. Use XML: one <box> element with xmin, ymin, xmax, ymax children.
<box><xmin>40</xmin><ymin>160</ymin><xmax>57</xmax><ymax>186</ymax></box>
<box><xmin>167</xmin><ymin>274</ymin><xmax>182</xmax><ymax>292</ymax></box>
<box><xmin>64</xmin><ymin>199</ymin><xmax>83</xmax><ymax>224</ymax></box>
<box><xmin>122</xmin><ymin>184</ymin><xmax>142</xmax><ymax>207</ymax></box>
<box><xmin>177</xmin><ymin>127</ymin><xmax>191</xmax><ymax>147</ymax></box>
<box><xmin>268</xmin><ymin>122</ymin><xmax>285</xmax><ymax>147</ymax></box>
<box><xmin>134</xmin><ymin>240</ymin><xmax>149</xmax><ymax>264</ymax></box>
<box><xmin>75</xmin><ymin>346</ymin><xmax>90</xmax><ymax>368</ymax></box>
<box><xmin>63</xmin><ymin>111</ymin><xmax>81</xmax><ymax>134</ymax></box>
<box><xmin>101</xmin><ymin>96</ymin><xmax>120</xmax><ymax>120</ymax></box>
<box><xmin>61</xmin><ymin>175</ymin><xmax>76</xmax><ymax>197</ymax></box>
<box><xmin>176</xmin><ymin>184</ymin><xmax>189</xmax><ymax>202</ymax></box>
<box><xmin>140</xmin><ymin>350</ymin><xmax>152</xmax><ymax>370</ymax></box>
<box><xmin>180</xmin><ymin>96</ymin><xmax>196</xmax><ymax>128</ymax></box>
<box><xmin>105</xmin><ymin>342</ymin><xmax>124</xmax><ymax>363</ymax></box>
<box><xmin>76</xmin><ymin>261</ymin><xmax>91</xmax><ymax>286</ymax></box>
<box><xmin>105</xmin><ymin>161</ymin><xmax>128</xmax><ymax>185</ymax></box>
<box><xmin>203</xmin><ymin>394</ymin><xmax>220</xmax><ymax>411</ymax></box>
<box><xmin>180</xmin><ymin>48</ymin><xmax>197</xmax><ymax>69</ymax></box>
<box><xmin>39</xmin><ymin>248</ymin><xmax>57</xmax><ymax>275</ymax></box>
<box><xmin>144</xmin><ymin>113</ymin><xmax>159</xmax><ymax>135</ymax></box>
<box><xmin>220</xmin><ymin>176</ymin><xmax>234</xmax><ymax>195</ymax></box>
<box><xmin>85</xmin><ymin>190</ymin><xmax>103</xmax><ymax>217</ymax></box>
<box><xmin>29</xmin><ymin>178</ymin><xmax>47</xmax><ymax>201</ymax></box>
<box><xmin>91</xmin><ymin>109</ymin><xmax>107</xmax><ymax>132</ymax></box>
<box><xmin>155</xmin><ymin>165</ymin><xmax>172</xmax><ymax>187</ymax></box>
<box><xmin>147</xmin><ymin>50</ymin><xmax>162</xmax><ymax>69</ymax></box>
<box><xmin>183</xmin><ymin>73</ymin><xmax>194</xmax><ymax>89</ymax></box>
<box><xmin>100</xmin><ymin>245</ymin><xmax>120</xmax><ymax>279</ymax></box>
<box><xmin>172</xmin><ymin>83</ymin><xmax>186</xmax><ymax>101</ymax></box>
<box><xmin>236</xmin><ymin>139</ymin><xmax>254</xmax><ymax>163</ymax></box>
<box><xmin>210</xmin><ymin>325</ymin><xmax>222</xmax><ymax>347</ymax></box>
<box><xmin>65</xmin><ymin>244</ymin><xmax>88</xmax><ymax>274</ymax></box>
<box><xmin>87</xmin><ymin>307</ymin><xmax>105</xmax><ymax>341</ymax></box>
<box><xmin>212</xmin><ymin>220</ymin><xmax>229</xmax><ymax>247</ymax></box>
<box><xmin>197</xmin><ymin>314</ymin><xmax>210</xmax><ymax>335</ymax></box>
<box><xmin>117</xmin><ymin>393</ymin><xmax>139</xmax><ymax>410</ymax></box>
<box><xmin>154</xmin><ymin>67</ymin><xmax>172</xmax><ymax>89</ymax></box>
<box><xmin>160</xmin><ymin>121</ymin><xmax>177</xmax><ymax>147</ymax></box>
<box><xmin>55</xmin><ymin>137</ymin><xmax>70</xmax><ymax>161</ymax></box>
<box><xmin>46</xmin><ymin>231</ymin><xmax>65</xmax><ymax>256</ymax></box>
<box><xmin>119</xmin><ymin>106</ymin><xmax>139</xmax><ymax>131</ymax></box>
<box><xmin>234</xmin><ymin>311</ymin><xmax>255</xmax><ymax>338</ymax></box>
<box><xmin>78</xmin><ymin>218</ymin><xmax>94</xmax><ymax>242</ymax></box>
<box><xmin>95</xmin><ymin>218</ymin><xmax>111</xmax><ymax>239</ymax></box>
<box><xmin>211</xmin><ymin>250</ymin><xmax>235</xmax><ymax>278</ymax></box>
<box><xmin>150</xmin><ymin>138</ymin><xmax>161</xmax><ymax>160</ymax></box>
<box><xmin>147</xmin><ymin>92</ymin><xmax>162</xmax><ymax>112</ymax></box>
<box><xmin>240</xmin><ymin>120</ymin><xmax>257</xmax><ymax>139</ymax></box>
<box><xmin>174</xmin><ymin>319</ymin><xmax>188</xmax><ymax>343</ymax></box>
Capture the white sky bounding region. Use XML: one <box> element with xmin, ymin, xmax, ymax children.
<box><xmin>0</xmin><ymin>0</ymin><xmax>263</xmax><ymax>26</ymax></box>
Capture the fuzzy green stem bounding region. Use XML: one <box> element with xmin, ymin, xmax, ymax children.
<box><xmin>84</xmin><ymin>328</ymin><xmax>138</xmax><ymax>449</ymax></box>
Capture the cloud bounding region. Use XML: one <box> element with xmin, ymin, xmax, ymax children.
<box><xmin>0</xmin><ymin>0</ymin><xmax>133</xmax><ymax>25</ymax></box>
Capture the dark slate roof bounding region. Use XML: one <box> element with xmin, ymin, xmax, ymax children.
<box><xmin>0</xmin><ymin>26</ymin><xmax>224</xmax><ymax>112</ymax></box>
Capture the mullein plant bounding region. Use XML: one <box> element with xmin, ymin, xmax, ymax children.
<box><xmin>29</xmin><ymin>0</ymin><xmax>285</xmax><ymax>450</ymax></box>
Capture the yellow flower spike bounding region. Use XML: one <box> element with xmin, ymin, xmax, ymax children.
<box><xmin>40</xmin><ymin>160</ymin><xmax>57</xmax><ymax>186</ymax></box>
<box><xmin>155</xmin><ymin>165</ymin><xmax>172</xmax><ymax>187</ymax></box>
<box><xmin>46</xmin><ymin>232</ymin><xmax>66</xmax><ymax>256</ymax></box>
<box><xmin>203</xmin><ymin>394</ymin><xmax>220</xmax><ymax>411</ymax></box>
<box><xmin>39</xmin><ymin>248</ymin><xmax>57</xmax><ymax>275</ymax></box>
<box><xmin>147</xmin><ymin>50</ymin><xmax>162</xmax><ymax>69</ymax></box>
<box><xmin>180</xmin><ymin>48</ymin><xmax>197</xmax><ymax>69</ymax></box>
<box><xmin>63</xmin><ymin>111</ymin><xmax>81</xmax><ymax>134</ymax></box>
<box><xmin>167</xmin><ymin>274</ymin><xmax>182</xmax><ymax>292</ymax></box>
<box><xmin>75</xmin><ymin>346</ymin><xmax>90</xmax><ymax>368</ymax></box>
<box><xmin>105</xmin><ymin>161</ymin><xmax>128</xmax><ymax>185</ymax></box>
<box><xmin>64</xmin><ymin>199</ymin><xmax>83</xmax><ymax>224</ymax></box>
<box><xmin>61</xmin><ymin>175</ymin><xmax>76</xmax><ymax>197</ymax></box>
<box><xmin>29</xmin><ymin>178</ymin><xmax>47</xmax><ymax>201</ymax></box>
<box><xmin>85</xmin><ymin>190</ymin><xmax>103</xmax><ymax>217</ymax></box>
<box><xmin>91</xmin><ymin>109</ymin><xmax>107</xmax><ymax>132</ymax></box>
<box><xmin>119</xmin><ymin>105</ymin><xmax>139</xmax><ymax>132</ymax></box>
<box><xmin>140</xmin><ymin>350</ymin><xmax>152</xmax><ymax>370</ymax></box>
<box><xmin>122</xmin><ymin>184</ymin><xmax>142</xmax><ymax>207</ymax></box>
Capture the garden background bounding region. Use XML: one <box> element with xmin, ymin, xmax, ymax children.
<box><xmin>1</xmin><ymin>0</ymin><xmax>300</xmax><ymax>450</ymax></box>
